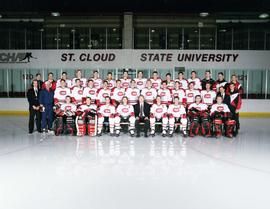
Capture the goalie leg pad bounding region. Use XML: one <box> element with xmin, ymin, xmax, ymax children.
<box><xmin>76</xmin><ymin>116</ymin><xmax>86</xmax><ymax>136</ymax></box>
<box><xmin>54</xmin><ymin>117</ymin><xmax>64</xmax><ymax>136</ymax></box>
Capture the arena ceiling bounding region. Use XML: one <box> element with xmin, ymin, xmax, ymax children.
<box><xmin>0</xmin><ymin>0</ymin><xmax>270</xmax><ymax>14</ymax></box>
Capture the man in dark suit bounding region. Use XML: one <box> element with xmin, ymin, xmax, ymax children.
<box><xmin>134</xmin><ymin>95</ymin><xmax>150</xmax><ymax>137</ymax></box>
<box><xmin>27</xmin><ymin>79</ymin><xmax>41</xmax><ymax>134</ymax></box>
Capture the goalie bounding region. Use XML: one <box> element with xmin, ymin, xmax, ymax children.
<box><xmin>76</xmin><ymin>97</ymin><xmax>97</xmax><ymax>136</ymax></box>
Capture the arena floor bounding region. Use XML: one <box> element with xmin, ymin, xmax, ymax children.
<box><xmin>0</xmin><ymin>116</ymin><xmax>270</xmax><ymax>209</ymax></box>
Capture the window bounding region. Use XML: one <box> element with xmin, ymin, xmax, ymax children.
<box><xmin>217</xmin><ymin>27</ymin><xmax>232</xmax><ymax>50</ymax></box>
<box><xmin>167</xmin><ymin>28</ymin><xmax>183</xmax><ymax>49</ymax></box>
<box><xmin>134</xmin><ymin>28</ymin><xmax>149</xmax><ymax>49</ymax></box>
<box><xmin>0</xmin><ymin>23</ymin><xmax>9</xmax><ymax>49</ymax></box>
<box><xmin>149</xmin><ymin>28</ymin><xmax>166</xmax><ymax>49</ymax></box>
<box><xmin>74</xmin><ymin>28</ymin><xmax>90</xmax><ymax>49</ymax></box>
<box><xmin>44</xmin><ymin>27</ymin><xmax>58</xmax><ymax>49</ymax></box>
<box><xmin>249</xmin><ymin>28</ymin><xmax>265</xmax><ymax>50</ymax></box>
<box><xmin>233</xmin><ymin>28</ymin><xmax>248</xmax><ymax>50</ymax></box>
<box><xmin>90</xmin><ymin>28</ymin><xmax>106</xmax><ymax>49</ymax></box>
<box><xmin>107</xmin><ymin>28</ymin><xmax>122</xmax><ymax>49</ymax></box>
<box><xmin>184</xmin><ymin>28</ymin><xmax>199</xmax><ymax>49</ymax></box>
<box><xmin>58</xmin><ymin>28</ymin><xmax>74</xmax><ymax>49</ymax></box>
<box><xmin>200</xmin><ymin>27</ymin><xmax>216</xmax><ymax>49</ymax></box>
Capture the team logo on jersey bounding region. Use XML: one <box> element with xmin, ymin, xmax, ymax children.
<box><xmin>173</xmin><ymin>93</ymin><xmax>178</xmax><ymax>97</ymax></box>
<box><xmin>160</xmin><ymin>92</ymin><xmax>165</xmax><ymax>97</ymax></box>
<box><xmin>173</xmin><ymin>108</ymin><xmax>179</xmax><ymax>112</ymax></box>
<box><xmin>152</xmin><ymin>83</ymin><xmax>158</xmax><ymax>88</ymax></box>
<box><xmin>89</xmin><ymin>90</ymin><xmax>95</xmax><ymax>95</ymax></box>
<box><xmin>122</xmin><ymin>82</ymin><xmax>129</xmax><ymax>88</ymax></box>
<box><xmin>146</xmin><ymin>92</ymin><xmax>152</xmax><ymax>96</ymax></box>
<box><xmin>78</xmin><ymin>90</ymin><xmax>83</xmax><ymax>95</ymax></box>
<box><xmin>60</xmin><ymin>91</ymin><xmax>66</xmax><ymax>95</ymax></box>
<box><xmin>117</xmin><ymin>91</ymin><xmax>124</xmax><ymax>96</ymax></box>
<box><xmin>65</xmin><ymin>106</ymin><xmax>72</xmax><ymax>111</ymax></box>
<box><xmin>188</xmin><ymin>93</ymin><xmax>194</xmax><ymax>97</ymax></box>
<box><xmin>156</xmin><ymin>108</ymin><xmax>163</xmax><ymax>113</ymax></box>
<box><xmin>204</xmin><ymin>94</ymin><xmax>211</xmax><ymax>98</ymax></box>
<box><xmin>217</xmin><ymin>106</ymin><xmax>224</xmax><ymax>112</ymax></box>
<box><xmin>137</xmin><ymin>81</ymin><xmax>143</xmax><ymax>85</ymax></box>
<box><xmin>131</xmin><ymin>91</ymin><xmax>137</xmax><ymax>96</ymax></box>
<box><xmin>102</xmin><ymin>93</ymin><xmax>109</xmax><ymax>98</ymax></box>
<box><xmin>94</xmin><ymin>82</ymin><xmax>99</xmax><ymax>88</ymax></box>
<box><xmin>122</xmin><ymin>108</ymin><xmax>129</xmax><ymax>113</ymax></box>
<box><xmin>104</xmin><ymin>109</ymin><xmax>111</xmax><ymax>113</ymax></box>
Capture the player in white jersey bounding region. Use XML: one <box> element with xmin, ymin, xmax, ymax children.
<box><xmin>164</xmin><ymin>73</ymin><xmax>175</xmax><ymax>90</ymax></box>
<box><xmin>54</xmin><ymin>96</ymin><xmax>76</xmax><ymax>136</ymax></box>
<box><xmin>114</xmin><ymin>96</ymin><xmax>135</xmax><ymax>137</ymax></box>
<box><xmin>72</xmin><ymin>69</ymin><xmax>87</xmax><ymax>87</ymax></box>
<box><xmin>157</xmin><ymin>80</ymin><xmax>172</xmax><ymax>105</ymax></box>
<box><xmin>141</xmin><ymin>79</ymin><xmax>157</xmax><ymax>105</ymax></box>
<box><xmin>188</xmin><ymin>95</ymin><xmax>211</xmax><ymax>137</ymax></box>
<box><xmin>71</xmin><ymin>78</ymin><xmax>84</xmax><ymax>105</ymax></box>
<box><xmin>134</xmin><ymin>70</ymin><xmax>147</xmax><ymax>91</ymax></box>
<box><xmin>56</xmin><ymin>72</ymin><xmax>72</xmax><ymax>88</ymax></box>
<box><xmin>110</xmin><ymin>79</ymin><xmax>125</xmax><ymax>106</ymax></box>
<box><xmin>54</xmin><ymin>79</ymin><xmax>71</xmax><ymax>105</ymax></box>
<box><xmin>210</xmin><ymin>95</ymin><xmax>236</xmax><ymax>138</ymax></box>
<box><xmin>167</xmin><ymin>97</ymin><xmax>188</xmax><ymax>137</ymax></box>
<box><xmin>150</xmin><ymin>71</ymin><xmax>162</xmax><ymax>90</ymax></box>
<box><xmin>105</xmin><ymin>72</ymin><xmax>115</xmax><ymax>89</ymax></box>
<box><xmin>91</xmin><ymin>70</ymin><xmax>103</xmax><ymax>89</ymax></box>
<box><xmin>82</xmin><ymin>79</ymin><xmax>97</xmax><ymax>104</ymax></box>
<box><xmin>188</xmin><ymin>70</ymin><xmax>202</xmax><ymax>90</ymax></box>
<box><xmin>185</xmin><ymin>82</ymin><xmax>201</xmax><ymax>105</ymax></box>
<box><xmin>201</xmin><ymin>83</ymin><xmax>216</xmax><ymax>106</ymax></box>
<box><xmin>125</xmin><ymin>80</ymin><xmax>140</xmax><ymax>105</ymax></box>
<box><xmin>175</xmin><ymin>71</ymin><xmax>188</xmax><ymax>90</ymax></box>
<box><xmin>120</xmin><ymin>70</ymin><xmax>131</xmax><ymax>89</ymax></box>
<box><xmin>149</xmin><ymin>96</ymin><xmax>168</xmax><ymax>137</ymax></box>
<box><xmin>171</xmin><ymin>81</ymin><xmax>186</xmax><ymax>104</ymax></box>
<box><xmin>97</xmin><ymin>96</ymin><xmax>116</xmax><ymax>136</ymax></box>
<box><xmin>76</xmin><ymin>97</ymin><xmax>97</xmax><ymax>136</ymax></box>
<box><xmin>96</xmin><ymin>81</ymin><xmax>111</xmax><ymax>106</ymax></box>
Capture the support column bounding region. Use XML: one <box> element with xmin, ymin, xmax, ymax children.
<box><xmin>123</xmin><ymin>12</ymin><xmax>133</xmax><ymax>49</ymax></box>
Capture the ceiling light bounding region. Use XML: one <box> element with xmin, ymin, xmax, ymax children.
<box><xmin>51</xmin><ymin>12</ymin><xmax>60</xmax><ymax>17</ymax></box>
<box><xmin>0</xmin><ymin>14</ymin><xmax>2</xmax><ymax>18</ymax></box>
<box><xmin>259</xmin><ymin>13</ymin><xmax>269</xmax><ymax>19</ymax></box>
<box><xmin>199</xmin><ymin>12</ymin><xmax>209</xmax><ymax>17</ymax></box>
<box><xmin>151</xmin><ymin>29</ymin><xmax>155</xmax><ymax>33</ymax></box>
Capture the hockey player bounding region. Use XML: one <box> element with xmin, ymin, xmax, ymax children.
<box><xmin>56</xmin><ymin>72</ymin><xmax>72</xmax><ymax>88</ymax></box>
<box><xmin>168</xmin><ymin>96</ymin><xmax>188</xmax><ymax>137</ymax></box>
<box><xmin>120</xmin><ymin>69</ymin><xmax>131</xmax><ymax>89</ymax></box>
<box><xmin>105</xmin><ymin>72</ymin><xmax>115</xmax><ymax>89</ymax></box>
<box><xmin>110</xmin><ymin>79</ymin><xmax>125</xmax><ymax>106</ymax></box>
<box><xmin>210</xmin><ymin>95</ymin><xmax>236</xmax><ymax>138</ymax></box>
<box><xmin>175</xmin><ymin>71</ymin><xmax>188</xmax><ymax>90</ymax></box>
<box><xmin>97</xmin><ymin>96</ymin><xmax>116</xmax><ymax>136</ymax></box>
<box><xmin>188</xmin><ymin>70</ymin><xmax>202</xmax><ymax>90</ymax></box>
<box><xmin>201</xmin><ymin>83</ymin><xmax>216</xmax><ymax>106</ymax></box>
<box><xmin>149</xmin><ymin>96</ymin><xmax>168</xmax><ymax>137</ymax></box>
<box><xmin>76</xmin><ymin>97</ymin><xmax>97</xmax><ymax>136</ymax></box>
<box><xmin>42</xmin><ymin>72</ymin><xmax>56</xmax><ymax>91</ymax></box>
<box><xmin>54</xmin><ymin>95</ymin><xmax>77</xmax><ymax>136</ymax></box>
<box><xmin>125</xmin><ymin>80</ymin><xmax>140</xmax><ymax>105</ymax></box>
<box><xmin>171</xmin><ymin>81</ymin><xmax>186</xmax><ymax>104</ymax></box>
<box><xmin>212</xmin><ymin>72</ymin><xmax>228</xmax><ymax>92</ymax></box>
<box><xmin>72</xmin><ymin>69</ymin><xmax>87</xmax><ymax>87</ymax></box>
<box><xmin>134</xmin><ymin>71</ymin><xmax>147</xmax><ymax>91</ymax></box>
<box><xmin>157</xmin><ymin>80</ymin><xmax>172</xmax><ymax>105</ymax></box>
<box><xmin>165</xmin><ymin>73</ymin><xmax>175</xmax><ymax>90</ymax></box>
<box><xmin>54</xmin><ymin>79</ymin><xmax>71</xmax><ymax>105</ymax></box>
<box><xmin>114</xmin><ymin>96</ymin><xmax>136</xmax><ymax>137</ymax></box>
<box><xmin>96</xmin><ymin>81</ymin><xmax>111</xmax><ymax>106</ymax></box>
<box><xmin>141</xmin><ymin>79</ymin><xmax>157</xmax><ymax>105</ymax></box>
<box><xmin>201</xmin><ymin>70</ymin><xmax>215</xmax><ymax>90</ymax></box>
<box><xmin>71</xmin><ymin>78</ymin><xmax>84</xmax><ymax>105</ymax></box>
<box><xmin>150</xmin><ymin>71</ymin><xmax>162</xmax><ymax>90</ymax></box>
<box><xmin>82</xmin><ymin>79</ymin><xmax>97</xmax><ymax>104</ymax></box>
<box><xmin>185</xmin><ymin>82</ymin><xmax>201</xmax><ymax>106</ymax></box>
<box><xmin>92</xmin><ymin>70</ymin><xmax>103</xmax><ymax>89</ymax></box>
<box><xmin>227</xmin><ymin>74</ymin><xmax>244</xmax><ymax>95</ymax></box>
<box><xmin>188</xmin><ymin>95</ymin><xmax>211</xmax><ymax>137</ymax></box>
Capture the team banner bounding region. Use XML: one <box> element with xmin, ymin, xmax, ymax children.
<box><xmin>0</xmin><ymin>50</ymin><xmax>270</xmax><ymax>69</ymax></box>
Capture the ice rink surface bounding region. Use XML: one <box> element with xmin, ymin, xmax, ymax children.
<box><xmin>0</xmin><ymin>116</ymin><xmax>270</xmax><ymax>209</ymax></box>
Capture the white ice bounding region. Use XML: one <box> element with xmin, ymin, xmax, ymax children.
<box><xmin>0</xmin><ymin>116</ymin><xmax>270</xmax><ymax>209</ymax></box>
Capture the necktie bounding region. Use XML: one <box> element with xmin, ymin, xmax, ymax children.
<box><xmin>140</xmin><ymin>104</ymin><xmax>143</xmax><ymax>117</ymax></box>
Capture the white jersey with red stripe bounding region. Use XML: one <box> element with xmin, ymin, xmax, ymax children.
<box><xmin>165</xmin><ymin>80</ymin><xmax>175</xmax><ymax>90</ymax></box>
<box><xmin>141</xmin><ymin>88</ymin><xmax>157</xmax><ymax>105</ymax></box>
<box><xmin>210</xmin><ymin>103</ymin><xmax>230</xmax><ymax>114</ymax></box>
<box><xmin>92</xmin><ymin>78</ymin><xmax>103</xmax><ymax>89</ymax></box>
<box><xmin>150</xmin><ymin>104</ymin><xmax>168</xmax><ymax>119</ymax></box>
<box><xmin>168</xmin><ymin>104</ymin><xmax>186</xmax><ymax>118</ymax></box>
<box><xmin>60</xmin><ymin>103</ymin><xmax>77</xmax><ymax>113</ymax></box>
<box><xmin>150</xmin><ymin>78</ymin><xmax>162</xmax><ymax>90</ymax></box>
<box><xmin>171</xmin><ymin>88</ymin><xmax>186</xmax><ymax>102</ymax></box>
<box><xmin>120</xmin><ymin>78</ymin><xmax>131</xmax><ymax>89</ymax></box>
<box><xmin>96</xmin><ymin>88</ymin><xmax>111</xmax><ymax>105</ymax></box>
<box><xmin>188</xmin><ymin>103</ymin><xmax>208</xmax><ymax>111</ymax></box>
<box><xmin>157</xmin><ymin>88</ymin><xmax>172</xmax><ymax>105</ymax></box>
<box><xmin>77</xmin><ymin>104</ymin><xmax>97</xmax><ymax>112</ymax></box>
<box><xmin>185</xmin><ymin>89</ymin><xmax>201</xmax><ymax>104</ymax></box>
<box><xmin>201</xmin><ymin>90</ymin><xmax>216</xmax><ymax>105</ymax></box>
<box><xmin>125</xmin><ymin>87</ymin><xmax>140</xmax><ymax>105</ymax></box>
<box><xmin>56</xmin><ymin>79</ymin><xmax>72</xmax><ymax>88</ymax></box>
<box><xmin>111</xmin><ymin>87</ymin><xmax>125</xmax><ymax>103</ymax></box>
<box><xmin>54</xmin><ymin>87</ymin><xmax>71</xmax><ymax>104</ymax></box>
<box><xmin>71</xmin><ymin>86</ymin><xmax>84</xmax><ymax>104</ymax></box>
<box><xmin>83</xmin><ymin>87</ymin><xmax>97</xmax><ymax>101</ymax></box>
<box><xmin>175</xmin><ymin>79</ymin><xmax>188</xmax><ymax>90</ymax></box>
<box><xmin>105</xmin><ymin>79</ymin><xmax>115</xmax><ymax>89</ymax></box>
<box><xmin>72</xmin><ymin>77</ymin><xmax>87</xmax><ymax>87</ymax></box>
<box><xmin>116</xmin><ymin>104</ymin><xmax>134</xmax><ymax>118</ymax></box>
<box><xmin>188</xmin><ymin>78</ymin><xmax>202</xmax><ymax>90</ymax></box>
<box><xmin>98</xmin><ymin>104</ymin><xmax>116</xmax><ymax>117</ymax></box>
<box><xmin>134</xmin><ymin>78</ymin><xmax>147</xmax><ymax>90</ymax></box>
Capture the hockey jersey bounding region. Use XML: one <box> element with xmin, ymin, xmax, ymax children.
<box><xmin>120</xmin><ymin>78</ymin><xmax>131</xmax><ymax>89</ymax></box>
<box><xmin>157</xmin><ymin>88</ymin><xmax>172</xmax><ymax>105</ymax></box>
<box><xmin>72</xmin><ymin>77</ymin><xmax>87</xmax><ymax>87</ymax></box>
<box><xmin>150</xmin><ymin>78</ymin><xmax>162</xmax><ymax>90</ymax></box>
<box><xmin>165</xmin><ymin>80</ymin><xmax>175</xmax><ymax>90</ymax></box>
<box><xmin>134</xmin><ymin>78</ymin><xmax>147</xmax><ymax>90</ymax></box>
<box><xmin>168</xmin><ymin>104</ymin><xmax>186</xmax><ymax>118</ymax></box>
<box><xmin>60</xmin><ymin>103</ymin><xmax>77</xmax><ymax>113</ymax></box>
<box><xmin>188</xmin><ymin>103</ymin><xmax>208</xmax><ymax>111</ymax></box>
<box><xmin>111</xmin><ymin>87</ymin><xmax>125</xmax><ymax>105</ymax></box>
<box><xmin>116</xmin><ymin>104</ymin><xmax>135</xmax><ymax>118</ymax></box>
<box><xmin>105</xmin><ymin>79</ymin><xmax>115</xmax><ymax>89</ymax></box>
<box><xmin>171</xmin><ymin>88</ymin><xmax>186</xmax><ymax>103</ymax></box>
<box><xmin>77</xmin><ymin>104</ymin><xmax>97</xmax><ymax>112</ymax></box>
<box><xmin>188</xmin><ymin>78</ymin><xmax>202</xmax><ymax>90</ymax></box>
<box><xmin>71</xmin><ymin>86</ymin><xmax>84</xmax><ymax>104</ymax></box>
<box><xmin>201</xmin><ymin>90</ymin><xmax>216</xmax><ymax>105</ymax></box>
<box><xmin>56</xmin><ymin>79</ymin><xmax>72</xmax><ymax>88</ymax></box>
<box><xmin>150</xmin><ymin>104</ymin><xmax>167</xmax><ymax>119</ymax></box>
<box><xmin>185</xmin><ymin>89</ymin><xmax>201</xmax><ymax>104</ymax></box>
<box><xmin>213</xmin><ymin>79</ymin><xmax>228</xmax><ymax>92</ymax></box>
<box><xmin>210</xmin><ymin>103</ymin><xmax>230</xmax><ymax>114</ymax></box>
<box><xmin>125</xmin><ymin>87</ymin><xmax>140</xmax><ymax>105</ymax></box>
<box><xmin>141</xmin><ymin>88</ymin><xmax>157</xmax><ymax>105</ymax></box>
<box><xmin>175</xmin><ymin>79</ymin><xmax>188</xmax><ymax>90</ymax></box>
<box><xmin>83</xmin><ymin>87</ymin><xmax>97</xmax><ymax>102</ymax></box>
<box><xmin>96</xmin><ymin>88</ymin><xmax>111</xmax><ymax>106</ymax></box>
<box><xmin>92</xmin><ymin>78</ymin><xmax>103</xmax><ymax>89</ymax></box>
<box><xmin>98</xmin><ymin>104</ymin><xmax>116</xmax><ymax>117</ymax></box>
<box><xmin>54</xmin><ymin>87</ymin><xmax>71</xmax><ymax>104</ymax></box>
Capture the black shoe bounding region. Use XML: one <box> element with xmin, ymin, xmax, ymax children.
<box><xmin>28</xmin><ymin>131</ymin><xmax>33</xmax><ymax>134</ymax></box>
<box><xmin>97</xmin><ymin>133</ymin><xmax>102</xmax><ymax>137</ymax></box>
<box><xmin>38</xmin><ymin>130</ymin><xmax>42</xmax><ymax>133</ymax></box>
<box><xmin>144</xmin><ymin>133</ymin><xmax>148</xmax><ymax>138</ymax></box>
<box><xmin>136</xmin><ymin>134</ymin><xmax>140</xmax><ymax>138</ymax></box>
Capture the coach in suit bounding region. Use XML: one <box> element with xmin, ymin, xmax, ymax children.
<box><xmin>27</xmin><ymin>79</ymin><xmax>41</xmax><ymax>134</ymax></box>
<box><xmin>134</xmin><ymin>95</ymin><xmax>150</xmax><ymax>137</ymax></box>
